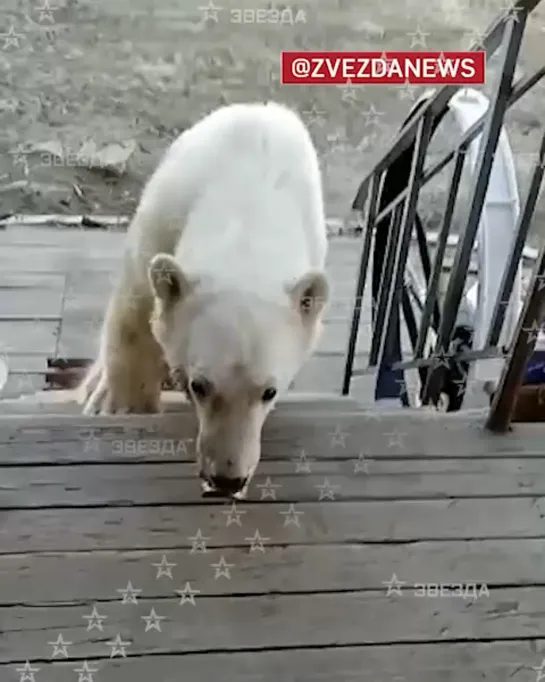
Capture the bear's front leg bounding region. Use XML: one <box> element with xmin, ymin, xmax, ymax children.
<box><xmin>81</xmin><ymin>281</ymin><xmax>165</xmax><ymax>415</ymax></box>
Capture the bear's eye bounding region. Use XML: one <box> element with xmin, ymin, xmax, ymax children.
<box><xmin>190</xmin><ymin>378</ymin><xmax>211</xmax><ymax>400</ymax></box>
<box><xmin>261</xmin><ymin>387</ymin><xmax>277</xmax><ymax>402</ymax></box>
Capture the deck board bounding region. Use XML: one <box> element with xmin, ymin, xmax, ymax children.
<box><xmin>4</xmin><ymin>587</ymin><xmax>545</xmax><ymax>658</ymax></box>
<box><xmin>7</xmin><ymin>458</ymin><xmax>545</xmax><ymax>507</ymax></box>
<box><xmin>0</xmin><ymin>224</ymin><xmax>417</xmax><ymax>402</ymax></box>
<box><xmin>2</xmin><ymin>539</ymin><xmax>545</xmax><ymax>604</ymax></box>
<box><xmin>1</xmin><ymin>224</ymin><xmax>544</xmax><ymax>680</ymax></box>
<box><xmin>4</xmin><ymin>643</ymin><xmax>539</xmax><ymax>682</ymax></box>
<box><xmin>2</xmin><ymin>404</ymin><xmax>545</xmax><ymax>680</ymax></box>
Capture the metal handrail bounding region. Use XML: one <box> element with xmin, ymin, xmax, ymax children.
<box><xmin>351</xmin><ymin>0</ymin><xmax>543</xmax><ymax>210</ymax></box>
<box><xmin>342</xmin><ymin>0</ymin><xmax>545</xmax><ymax>431</ymax></box>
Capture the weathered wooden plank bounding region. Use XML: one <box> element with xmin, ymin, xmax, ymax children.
<box><xmin>0</xmin><ymin>356</ymin><xmax>48</xmax><ymax>400</ymax></box>
<box><xmin>0</xmin><ymin>289</ymin><xmax>64</xmax><ymax>318</ymax></box>
<box><xmin>0</xmin><ymin>389</ymin><xmax>365</xmax><ymax>415</ymax></box>
<box><xmin>0</xmin><ymin>225</ymin><xmax>126</xmax><ymax>249</ymax></box>
<box><xmin>0</xmin><ymin>230</ymin><xmax>355</xmax><ymax>257</ymax></box>
<box><xmin>0</xmin><ymin>374</ymin><xmax>44</xmax><ymax>399</ymax></box>
<box><xmin>0</xmin><ymin>320</ymin><xmax>59</xmax><ymax>355</ymax></box>
<box><xmin>4</xmin><ymin>459</ymin><xmax>545</xmax><ymax>508</ymax></box>
<box><xmin>56</xmin><ymin>313</ymin><xmax>104</xmax><ymax>359</ymax></box>
<box><xmin>0</xmin><ymin>354</ymin><xmax>48</xmax><ymax>373</ymax></box>
<box><xmin>6</xmin><ymin>643</ymin><xmax>538</xmax><ymax>682</ymax></box>
<box><xmin>0</xmin><ymin>247</ymin><xmax>122</xmax><ymax>273</ymax></box>
<box><xmin>0</xmin><ymin>272</ymin><xmax>66</xmax><ymax>289</ymax></box>
<box><xmin>0</xmin><ymin>244</ymin><xmax>361</xmax><ymax>282</ymax></box>
<box><xmin>2</xmin><ymin>586</ymin><xmax>544</xmax><ymax>662</ymax></box>
<box><xmin>0</xmin><ymin>410</ymin><xmax>542</xmax><ymax>457</ymax></box>
<box><xmin>56</xmin><ymin>309</ymin><xmax>375</xmax><ymax>357</ymax></box>
<box><xmin>289</xmin><ymin>351</ymin><xmax>374</xmax><ymax>396</ymax></box>
<box><xmin>318</xmin><ymin>318</ymin><xmax>413</xmax><ymax>354</ymax></box>
<box><xmin>1</xmin><ymin>538</ymin><xmax>544</xmax><ymax>605</ymax></box>
<box><xmin>55</xmin><ymin>286</ymin><xmax>377</xmax><ymax>357</ymax></box>
<box><xmin>0</xmin><ymin>353</ymin><xmax>410</xmax><ymax>408</ymax></box>
<box><xmin>3</xmin><ymin>497</ymin><xmax>545</xmax><ymax>552</ymax></box>
<box><xmin>31</xmin><ymin>286</ymin><xmax>383</xmax><ymax>356</ymax></box>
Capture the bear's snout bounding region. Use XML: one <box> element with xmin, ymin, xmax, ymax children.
<box><xmin>200</xmin><ymin>470</ymin><xmax>248</xmax><ymax>498</ymax></box>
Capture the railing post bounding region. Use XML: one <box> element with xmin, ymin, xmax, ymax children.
<box><xmin>372</xmin><ymin>112</ymin><xmax>435</xmax><ymax>372</ymax></box>
<box><xmin>341</xmin><ymin>172</ymin><xmax>381</xmax><ymax>395</ymax></box>
<box><xmin>368</xmin><ymin>204</ymin><xmax>404</xmax><ymax>366</ymax></box>
<box><xmin>421</xmin><ymin>13</ymin><xmax>527</xmax><ymax>405</ymax></box>
<box><xmin>486</xmin><ymin>129</ymin><xmax>545</xmax><ymax>347</ymax></box>
<box><xmin>486</xmin><ymin>239</ymin><xmax>545</xmax><ymax>432</ymax></box>
<box><xmin>414</xmin><ymin>148</ymin><xmax>467</xmax><ymax>359</ymax></box>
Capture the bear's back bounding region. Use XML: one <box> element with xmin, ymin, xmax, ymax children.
<box><xmin>132</xmin><ymin>102</ymin><xmax>327</xmax><ymax>292</ymax></box>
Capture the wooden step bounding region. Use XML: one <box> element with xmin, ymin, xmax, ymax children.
<box><xmin>0</xmin><ymin>388</ymin><xmax>365</xmax><ymax>416</ymax></box>
<box><xmin>0</xmin><ymin>398</ymin><xmax>542</xmax><ymax>458</ymax></box>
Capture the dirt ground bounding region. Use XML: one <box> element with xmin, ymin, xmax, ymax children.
<box><xmin>0</xmin><ymin>0</ymin><xmax>544</xmax><ymax>226</ymax></box>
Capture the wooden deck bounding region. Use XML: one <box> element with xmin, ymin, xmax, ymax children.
<box><xmin>2</xmin><ymin>402</ymin><xmax>545</xmax><ymax>680</ymax></box>
<box><xmin>0</xmin><ymin>222</ymin><xmax>483</xmax><ymax>407</ymax></box>
<box><xmin>2</xmin><ymin>223</ymin><xmax>545</xmax><ymax>680</ymax></box>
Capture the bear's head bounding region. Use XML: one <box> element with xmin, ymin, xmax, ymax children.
<box><xmin>148</xmin><ymin>253</ymin><xmax>328</xmax><ymax>498</ymax></box>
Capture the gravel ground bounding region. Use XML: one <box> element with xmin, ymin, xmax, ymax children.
<box><xmin>0</xmin><ymin>0</ymin><xmax>544</xmax><ymax>227</ymax></box>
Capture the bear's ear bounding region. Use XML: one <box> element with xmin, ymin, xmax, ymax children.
<box><xmin>148</xmin><ymin>254</ymin><xmax>194</xmax><ymax>305</ymax></box>
<box><xmin>287</xmin><ymin>271</ymin><xmax>329</xmax><ymax>319</ymax></box>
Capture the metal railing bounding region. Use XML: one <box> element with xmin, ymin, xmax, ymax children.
<box><xmin>342</xmin><ymin>0</ymin><xmax>545</xmax><ymax>431</ymax></box>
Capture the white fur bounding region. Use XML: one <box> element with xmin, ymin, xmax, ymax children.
<box><xmin>130</xmin><ymin>101</ymin><xmax>327</xmax><ymax>290</ymax></box>
<box><xmin>81</xmin><ymin>102</ymin><xmax>328</xmax><ymax>493</ymax></box>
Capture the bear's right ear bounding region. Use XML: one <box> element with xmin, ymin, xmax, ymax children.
<box><xmin>148</xmin><ymin>254</ymin><xmax>194</xmax><ymax>305</ymax></box>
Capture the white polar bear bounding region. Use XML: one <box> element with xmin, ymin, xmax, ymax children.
<box><xmin>81</xmin><ymin>101</ymin><xmax>329</xmax><ymax>497</ymax></box>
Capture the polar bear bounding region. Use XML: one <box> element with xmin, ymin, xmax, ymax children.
<box><xmin>80</xmin><ymin>101</ymin><xmax>329</xmax><ymax>497</ymax></box>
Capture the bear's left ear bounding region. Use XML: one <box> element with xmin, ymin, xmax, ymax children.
<box><xmin>148</xmin><ymin>254</ymin><xmax>195</xmax><ymax>306</ymax></box>
<box><xmin>287</xmin><ymin>271</ymin><xmax>329</xmax><ymax>319</ymax></box>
